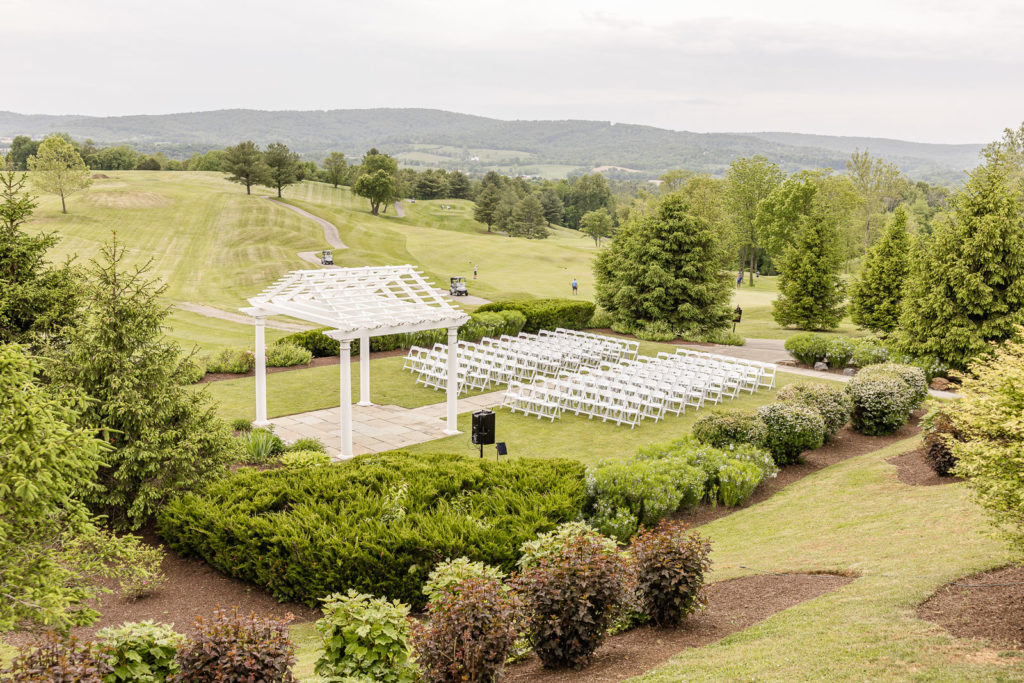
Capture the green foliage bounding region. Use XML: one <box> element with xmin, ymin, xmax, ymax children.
<box><xmin>279</xmin><ymin>450</ymin><xmax>331</xmax><ymax>469</ymax></box>
<box><xmin>206</xmin><ymin>347</ymin><xmax>255</xmax><ymax>374</ymax></box>
<box><xmin>579</xmin><ymin>208</ymin><xmax>614</xmax><ymax>246</ymax></box>
<box><xmin>266</xmin><ymin>341</ymin><xmax>312</xmax><ymax>368</ymax></box>
<box><xmin>114</xmin><ymin>536</ymin><xmax>166</xmax><ymax>600</ymax></box>
<box><xmin>776</xmin><ymin>382</ymin><xmax>851</xmax><ymax>440</ymax></box>
<box><xmin>784</xmin><ymin>332</ymin><xmax>830</xmax><ymax>366</ymax></box>
<box><xmin>0</xmin><ymin>169</ymin><xmax>83</xmax><ymax>348</ymax></box>
<box><xmin>231</xmin><ymin>418</ymin><xmax>252</xmax><ymax>432</ymax></box>
<box><xmin>726</xmin><ymin>156</ymin><xmax>784</xmax><ymax>285</ymax></box>
<box><xmin>2</xmin><ymin>633</ymin><xmax>112</xmax><ymax>682</ymax></box>
<box><xmin>95</xmin><ymin>621</ymin><xmax>184</xmax><ymax>683</ymax></box>
<box><xmin>756</xmin><ymin>401</ymin><xmax>826</xmax><ymax>465</ymax></box>
<box><xmin>475</xmin><ymin>298</ymin><xmax>595</xmax><ymax>334</ymax></box>
<box><xmin>692</xmin><ymin>411</ymin><xmax>761</xmax><ymax>448</ymax></box>
<box><xmin>896</xmin><ymin>165</ymin><xmax>1024</xmax><ymax>370</ymax></box>
<box><xmin>513</xmin><ymin>533</ymin><xmax>629</xmax><ymax>670</ymax></box>
<box><xmin>769</xmin><ymin>175</ymin><xmax>847</xmax><ymax>330</ymax></box>
<box><xmin>585</xmin><ymin>458</ymin><xmax>707</xmax><ymax>542</ymax></box>
<box><xmin>412</xmin><ymin>575</ymin><xmax>520</xmax><ymax>683</ymax></box>
<box><xmin>631</xmin><ymin>521</ymin><xmax>712</xmax><ymax>627</ymax></box>
<box><xmin>222</xmin><ymin>141</ymin><xmax>269</xmax><ymax>195</ymax></box>
<box><xmin>177</xmin><ymin>355</ymin><xmax>206</xmax><ymax>384</ymax></box>
<box><xmin>845</xmin><ymin>363</ymin><xmax>926</xmax><ymax>435</ymax></box>
<box><xmin>27</xmin><ymin>134</ymin><xmax>92</xmax><ymax>213</ymax></box>
<box><xmin>277</xmin><ymin>328</ymin><xmax>341</xmax><ymax>358</ymax></box>
<box><xmin>422</xmin><ymin>557</ymin><xmax>507</xmax><ymax>605</ymax></box>
<box><xmin>157</xmin><ymin>453</ymin><xmax>586</xmax><ymax>609</ymax></box>
<box><xmin>322</xmin><ymin>152</ymin><xmax>347</xmax><ymax>188</ymax></box>
<box><xmin>175</xmin><ymin>608</ymin><xmax>295</xmax><ymax>682</ymax></box>
<box><xmin>951</xmin><ymin>331</ymin><xmax>1024</xmax><ymax>551</ymax></box>
<box><xmin>851</xmin><ymin>338</ymin><xmax>889</xmax><ymax>367</ymax></box>
<box><xmin>587</xmin><ymin>307</ymin><xmax>615</xmax><ymax>328</ymax></box>
<box><xmin>717</xmin><ymin>460</ymin><xmax>765</xmax><ymax>507</ymax></box>
<box><xmin>593</xmin><ymin>195</ymin><xmax>733</xmax><ymax>334</ymax></box>
<box><xmin>0</xmin><ymin>343</ymin><xmax>129</xmax><ymax>632</ymax></box>
<box><xmin>354</xmin><ymin>169</ymin><xmax>397</xmax><ymax>215</ymax></box>
<box><xmin>314</xmin><ymin>590</ymin><xmax>417</xmax><ymax>683</ymax></box>
<box><xmin>635</xmin><ymin>320</ymin><xmax>677</xmax><ymax>341</ymax></box>
<box><xmin>517</xmin><ymin>522</ymin><xmax>619</xmax><ymax>571</ymax></box>
<box><xmin>263</xmin><ymin>142</ymin><xmax>300</xmax><ymax>198</ymax></box>
<box><xmin>849</xmin><ymin>207</ymin><xmax>911</xmax><ymax>333</ymax></box>
<box><xmin>694</xmin><ymin>328</ymin><xmax>746</xmax><ymax>346</ymax></box>
<box><xmin>48</xmin><ymin>240</ymin><xmax>236</xmax><ymax>529</ymax></box>
<box><xmin>921</xmin><ymin>405</ymin><xmax>961</xmax><ymax>477</ymax></box>
<box><xmin>285</xmin><ymin>436</ymin><xmax>326</xmax><ymax>453</ymax></box>
<box><xmin>824</xmin><ymin>337</ymin><xmax>856</xmax><ymax>368</ymax></box>
<box><xmin>509</xmin><ymin>194</ymin><xmax>549</xmax><ymax>239</ymax></box>
<box><xmin>241</xmin><ymin>427</ymin><xmax>284</xmax><ymax>464</ymax></box>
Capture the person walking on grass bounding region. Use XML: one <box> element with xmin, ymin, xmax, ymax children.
<box><xmin>572</xmin><ymin>277</ymin><xmax>578</xmax><ymax>295</ymax></box>
<box><xmin>474</xmin><ymin>264</ymin><xmax>478</xmax><ymax>279</ymax></box>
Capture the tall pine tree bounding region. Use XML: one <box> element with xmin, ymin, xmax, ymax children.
<box><xmin>849</xmin><ymin>206</ymin><xmax>911</xmax><ymax>334</ymax></box>
<box><xmin>594</xmin><ymin>195</ymin><xmax>732</xmax><ymax>333</ymax></box>
<box><xmin>895</xmin><ymin>165</ymin><xmax>1024</xmax><ymax>370</ymax></box>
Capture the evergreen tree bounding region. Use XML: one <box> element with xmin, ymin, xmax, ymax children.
<box><xmin>895</xmin><ymin>165</ymin><xmax>1024</xmax><ymax>370</ymax></box>
<box><xmin>472</xmin><ymin>185</ymin><xmax>502</xmax><ymax>232</ymax></box>
<box><xmin>594</xmin><ymin>195</ymin><xmax>732</xmax><ymax>333</ymax></box>
<box><xmin>0</xmin><ymin>169</ymin><xmax>82</xmax><ymax>348</ymax></box>
<box><xmin>222</xmin><ymin>141</ymin><xmax>269</xmax><ymax>195</ymax></box>
<box><xmin>771</xmin><ymin>179</ymin><xmax>847</xmax><ymax>330</ymax></box>
<box><xmin>263</xmin><ymin>142</ymin><xmax>300</xmax><ymax>198</ymax></box>
<box><xmin>447</xmin><ymin>171</ymin><xmax>471</xmax><ymax>199</ymax></box>
<box><xmin>509</xmin><ymin>195</ymin><xmax>549</xmax><ymax>239</ymax></box>
<box><xmin>849</xmin><ymin>206</ymin><xmax>911</xmax><ymax>333</ymax></box>
<box><xmin>49</xmin><ymin>238</ymin><xmax>236</xmax><ymax>529</ymax></box>
<box><xmin>27</xmin><ymin>135</ymin><xmax>92</xmax><ymax>213</ymax></box>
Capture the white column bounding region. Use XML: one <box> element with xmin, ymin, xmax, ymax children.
<box><xmin>253</xmin><ymin>316</ymin><xmax>270</xmax><ymax>428</ymax></box>
<box><xmin>357</xmin><ymin>333</ymin><xmax>371</xmax><ymax>406</ymax></box>
<box><xmin>339</xmin><ymin>339</ymin><xmax>353</xmax><ymax>458</ymax></box>
<box><xmin>444</xmin><ymin>326</ymin><xmax>460</xmax><ymax>435</ymax></box>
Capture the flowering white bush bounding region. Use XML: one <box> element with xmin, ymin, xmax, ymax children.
<box><xmin>846</xmin><ymin>363</ymin><xmax>926</xmax><ymax>435</ymax></box>
<box><xmin>756</xmin><ymin>401</ymin><xmax>826</xmax><ymax>465</ymax></box>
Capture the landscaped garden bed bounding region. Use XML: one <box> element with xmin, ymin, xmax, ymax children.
<box><xmin>919</xmin><ymin>564</ymin><xmax>1024</xmax><ymax>651</ymax></box>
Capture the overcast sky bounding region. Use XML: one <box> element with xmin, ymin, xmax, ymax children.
<box><xmin>2</xmin><ymin>0</ymin><xmax>1021</xmax><ymax>143</ymax></box>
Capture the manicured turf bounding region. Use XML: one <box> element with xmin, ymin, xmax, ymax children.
<box><xmin>165</xmin><ymin>309</ymin><xmax>287</xmax><ymax>352</ymax></box>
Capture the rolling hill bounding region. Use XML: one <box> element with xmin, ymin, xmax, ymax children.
<box><xmin>0</xmin><ymin>109</ymin><xmax>983</xmax><ymax>183</ymax></box>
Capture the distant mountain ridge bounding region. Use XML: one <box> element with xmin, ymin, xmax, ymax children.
<box><xmin>0</xmin><ymin>108</ymin><xmax>983</xmax><ymax>184</ymax></box>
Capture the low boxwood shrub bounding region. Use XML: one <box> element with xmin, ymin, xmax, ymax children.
<box><xmin>422</xmin><ymin>557</ymin><xmax>507</xmax><ymax>604</ymax></box>
<box><xmin>206</xmin><ymin>347</ymin><xmax>255</xmax><ymax>374</ymax></box>
<box><xmin>846</xmin><ymin>363</ymin><xmax>927</xmax><ymax>435</ymax></box>
<box><xmin>631</xmin><ymin>520</ymin><xmax>712</xmax><ymax>627</ymax></box>
<box><xmin>512</xmin><ymin>532</ymin><xmax>628</xmax><ymax>670</ymax></box>
<box><xmin>412</xmin><ymin>575</ymin><xmax>519</xmax><ymax>683</ymax></box>
<box><xmin>279</xmin><ymin>450</ymin><xmax>331</xmax><ymax>469</ymax></box>
<box><xmin>756</xmin><ymin>401</ymin><xmax>826</xmax><ymax>465</ymax></box>
<box><xmin>921</xmin><ymin>405</ymin><xmax>961</xmax><ymax>476</ymax></box>
<box><xmin>2</xmin><ymin>634</ymin><xmax>112</xmax><ymax>682</ymax></box>
<box><xmin>277</xmin><ymin>328</ymin><xmax>341</xmax><ymax>358</ymax></box>
<box><xmin>784</xmin><ymin>333</ymin><xmax>829</xmax><ymax>366</ymax></box>
<box><xmin>585</xmin><ymin>458</ymin><xmax>706</xmax><ymax>542</ymax></box>
<box><xmin>314</xmin><ymin>590</ymin><xmax>417</xmax><ymax>683</ymax></box>
<box><xmin>175</xmin><ymin>608</ymin><xmax>295</xmax><ymax>682</ymax></box>
<box><xmin>266</xmin><ymin>341</ymin><xmax>312</xmax><ymax>368</ymax></box>
<box><xmin>692</xmin><ymin>411</ymin><xmax>761</xmax><ymax>448</ymax></box>
<box><xmin>157</xmin><ymin>453</ymin><xmax>586</xmax><ymax>609</ymax></box>
<box><xmin>476</xmin><ymin>298</ymin><xmax>595</xmax><ymax>334</ymax></box>
<box><xmin>776</xmin><ymin>382</ymin><xmax>851</xmax><ymax>440</ymax></box>
<box><xmin>95</xmin><ymin>621</ymin><xmax>183</xmax><ymax>683</ymax></box>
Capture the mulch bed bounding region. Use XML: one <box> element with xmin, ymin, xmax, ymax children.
<box><xmin>678</xmin><ymin>412</ymin><xmax>922</xmax><ymax>527</ymax></box>
<box><xmin>505</xmin><ymin>572</ymin><xmax>855</xmax><ymax>682</ymax></box>
<box><xmin>197</xmin><ymin>349</ymin><xmax>407</xmax><ymax>383</ymax></box>
<box><xmin>886</xmin><ymin>446</ymin><xmax>963</xmax><ymax>487</ymax></box>
<box><xmin>919</xmin><ymin>564</ymin><xmax>1024</xmax><ymax>650</ymax></box>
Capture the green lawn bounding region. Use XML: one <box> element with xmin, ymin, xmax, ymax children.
<box><xmin>165</xmin><ymin>309</ymin><xmax>288</xmax><ymax>353</ymax></box>
<box><xmin>731</xmin><ymin>275</ymin><xmax>866</xmax><ymax>340</ymax></box>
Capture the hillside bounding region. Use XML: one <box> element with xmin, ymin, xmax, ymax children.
<box><xmin>0</xmin><ymin>109</ymin><xmax>983</xmax><ymax>183</ymax></box>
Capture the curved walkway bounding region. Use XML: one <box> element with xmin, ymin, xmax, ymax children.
<box><xmin>265</xmin><ymin>196</ymin><xmax>346</xmax><ymax>249</ymax></box>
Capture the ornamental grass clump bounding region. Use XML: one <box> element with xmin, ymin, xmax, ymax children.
<box><xmin>630</xmin><ymin>520</ymin><xmax>712</xmax><ymax>627</ymax></box>
<box><xmin>512</xmin><ymin>533</ymin><xmax>628</xmax><ymax>670</ymax></box>
<box><xmin>95</xmin><ymin>620</ymin><xmax>184</xmax><ymax>683</ymax></box>
<box><xmin>776</xmin><ymin>382</ymin><xmax>851</xmax><ymax>440</ymax></box>
<box><xmin>175</xmin><ymin>608</ymin><xmax>295</xmax><ymax>682</ymax></box>
<box><xmin>314</xmin><ymin>590</ymin><xmax>417</xmax><ymax>683</ymax></box>
<box><xmin>412</xmin><ymin>575</ymin><xmax>520</xmax><ymax>683</ymax></box>
<box><xmin>756</xmin><ymin>401</ymin><xmax>826</xmax><ymax>465</ymax></box>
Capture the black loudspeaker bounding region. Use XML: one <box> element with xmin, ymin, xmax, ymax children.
<box><xmin>471</xmin><ymin>409</ymin><xmax>496</xmax><ymax>445</ymax></box>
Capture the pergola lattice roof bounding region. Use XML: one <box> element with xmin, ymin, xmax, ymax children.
<box><xmin>242</xmin><ymin>265</ymin><xmax>469</xmax><ymax>338</ymax></box>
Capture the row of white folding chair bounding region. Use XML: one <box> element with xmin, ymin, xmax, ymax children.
<box><xmin>501</xmin><ymin>381</ymin><xmax>562</xmax><ymax>421</ymax></box>
<box><xmin>541</xmin><ymin>375</ymin><xmax>643</xmax><ymax>427</ymax></box>
<box><xmin>545</xmin><ymin>328</ymin><xmax>639</xmax><ymax>364</ymax></box>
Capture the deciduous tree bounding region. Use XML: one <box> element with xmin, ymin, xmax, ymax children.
<box><xmin>579</xmin><ymin>208</ymin><xmax>613</xmax><ymax>246</ymax></box>
<box><xmin>27</xmin><ymin>135</ymin><xmax>92</xmax><ymax>213</ymax></box>
<box><xmin>353</xmin><ymin>169</ymin><xmax>397</xmax><ymax>216</ymax></box>
<box><xmin>726</xmin><ymin>156</ymin><xmax>782</xmax><ymax>285</ymax></box>
<box><xmin>847</xmin><ymin>149</ymin><xmax>905</xmax><ymax>248</ymax></box>
<box><xmin>323</xmin><ymin>152</ymin><xmax>347</xmax><ymax>188</ymax></box>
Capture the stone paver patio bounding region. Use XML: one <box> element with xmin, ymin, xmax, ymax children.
<box><xmin>270</xmin><ymin>389</ymin><xmax>507</xmax><ymax>458</ymax></box>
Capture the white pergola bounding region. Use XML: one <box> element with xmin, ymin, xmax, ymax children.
<box><xmin>241</xmin><ymin>265</ymin><xmax>469</xmax><ymax>457</ymax></box>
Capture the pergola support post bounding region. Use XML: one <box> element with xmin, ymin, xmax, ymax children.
<box><xmin>357</xmin><ymin>333</ymin><xmax>371</xmax><ymax>406</ymax></box>
<box><xmin>444</xmin><ymin>326</ymin><xmax>460</xmax><ymax>435</ymax></box>
<box><xmin>339</xmin><ymin>339</ymin><xmax>354</xmax><ymax>458</ymax></box>
<box><xmin>253</xmin><ymin>316</ymin><xmax>270</xmax><ymax>428</ymax></box>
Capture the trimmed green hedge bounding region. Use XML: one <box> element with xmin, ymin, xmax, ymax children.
<box><xmin>279</xmin><ymin>310</ymin><xmax>526</xmax><ymax>358</ymax></box>
<box><xmin>156</xmin><ymin>453</ymin><xmax>585</xmax><ymax>609</ymax></box>
<box><xmin>475</xmin><ymin>298</ymin><xmax>595</xmax><ymax>334</ymax></box>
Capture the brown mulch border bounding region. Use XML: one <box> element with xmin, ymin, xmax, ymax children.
<box><xmin>197</xmin><ymin>348</ymin><xmax>408</xmax><ymax>383</ymax></box>
<box><xmin>919</xmin><ymin>564</ymin><xmax>1024</xmax><ymax>651</ymax></box>
<box><xmin>506</xmin><ymin>572</ymin><xmax>855</xmax><ymax>682</ymax></box>
<box><xmin>886</xmin><ymin>446</ymin><xmax>963</xmax><ymax>487</ymax></box>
